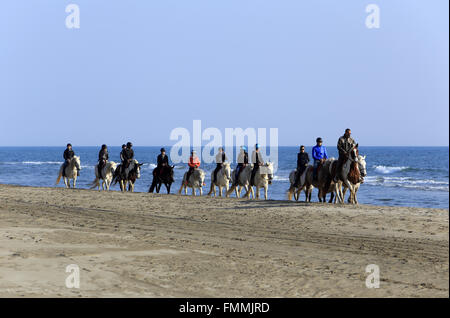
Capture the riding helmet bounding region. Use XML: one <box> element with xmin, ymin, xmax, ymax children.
<box><xmin>127</xmin><ymin>142</ymin><xmax>133</xmax><ymax>147</ymax></box>
<box><xmin>316</xmin><ymin>137</ymin><xmax>323</xmax><ymax>143</ymax></box>
<box><xmin>160</xmin><ymin>148</ymin><xmax>166</xmax><ymax>152</ymax></box>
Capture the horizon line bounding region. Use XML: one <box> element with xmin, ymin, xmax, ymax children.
<box><xmin>0</xmin><ymin>145</ymin><xmax>448</xmax><ymax>148</ymax></box>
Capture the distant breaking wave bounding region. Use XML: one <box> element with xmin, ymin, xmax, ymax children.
<box><xmin>364</xmin><ymin>176</ymin><xmax>449</xmax><ymax>192</ymax></box>
<box><xmin>0</xmin><ymin>161</ymin><xmax>63</xmax><ymax>165</ymax></box>
<box><xmin>373</xmin><ymin>165</ymin><xmax>409</xmax><ymax>174</ymax></box>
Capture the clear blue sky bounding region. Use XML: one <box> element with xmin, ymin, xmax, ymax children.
<box><xmin>0</xmin><ymin>0</ymin><xmax>448</xmax><ymax>146</ymax></box>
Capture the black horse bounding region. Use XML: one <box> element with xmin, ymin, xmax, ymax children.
<box><xmin>149</xmin><ymin>165</ymin><xmax>175</xmax><ymax>194</ymax></box>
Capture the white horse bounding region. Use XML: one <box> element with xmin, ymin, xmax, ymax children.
<box><xmin>55</xmin><ymin>156</ymin><xmax>81</xmax><ymax>188</ymax></box>
<box><xmin>244</xmin><ymin>162</ymin><xmax>274</xmax><ymax>200</ymax></box>
<box><xmin>178</xmin><ymin>168</ymin><xmax>206</xmax><ymax>196</ymax></box>
<box><xmin>334</xmin><ymin>154</ymin><xmax>367</xmax><ymax>204</ymax></box>
<box><xmin>90</xmin><ymin>161</ymin><xmax>117</xmax><ymax>191</ymax></box>
<box><xmin>226</xmin><ymin>164</ymin><xmax>253</xmax><ymax>198</ymax></box>
<box><xmin>288</xmin><ymin>169</ymin><xmax>313</xmax><ymax>201</ymax></box>
<box><xmin>207</xmin><ymin>162</ymin><xmax>232</xmax><ymax>197</ymax></box>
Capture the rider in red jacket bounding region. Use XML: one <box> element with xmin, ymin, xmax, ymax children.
<box><xmin>185</xmin><ymin>150</ymin><xmax>200</xmax><ymax>184</ymax></box>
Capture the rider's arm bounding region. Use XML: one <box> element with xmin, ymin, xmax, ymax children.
<box><xmin>311</xmin><ymin>147</ymin><xmax>318</xmax><ymax>160</ymax></box>
<box><xmin>337</xmin><ymin>138</ymin><xmax>346</xmax><ymax>153</ymax></box>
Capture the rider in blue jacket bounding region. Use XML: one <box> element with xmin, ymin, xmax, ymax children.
<box><xmin>312</xmin><ymin>137</ymin><xmax>328</xmax><ymax>181</ymax></box>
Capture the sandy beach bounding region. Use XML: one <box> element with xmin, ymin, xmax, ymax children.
<box><xmin>0</xmin><ymin>184</ymin><xmax>448</xmax><ymax>297</ymax></box>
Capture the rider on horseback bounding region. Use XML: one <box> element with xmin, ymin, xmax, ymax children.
<box><xmin>213</xmin><ymin>147</ymin><xmax>228</xmax><ymax>183</ymax></box>
<box><xmin>185</xmin><ymin>150</ymin><xmax>200</xmax><ymax>185</ymax></box>
<box><xmin>154</xmin><ymin>148</ymin><xmax>170</xmax><ymax>177</ymax></box>
<box><xmin>98</xmin><ymin>144</ymin><xmax>109</xmax><ymax>177</ymax></box>
<box><xmin>121</xmin><ymin>142</ymin><xmax>134</xmax><ymax>178</ymax></box>
<box><xmin>233</xmin><ymin>146</ymin><xmax>248</xmax><ymax>186</ymax></box>
<box><xmin>293</xmin><ymin>145</ymin><xmax>309</xmax><ymax>188</ymax></box>
<box><xmin>63</xmin><ymin>143</ymin><xmax>79</xmax><ymax>177</ymax></box>
<box><xmin>250</xmin><ymin>144</ymin><xmax>264</xmax><ymax>186</ymax></box>
<box><xmin>333</xmin><ymin>128</ymin><xmax>357</xmax><ymax>182</ymax></box>
<box><xmin>312</xmin><ymin>137</ymin><xmax>328</xmax><ymax>181</ymax></box>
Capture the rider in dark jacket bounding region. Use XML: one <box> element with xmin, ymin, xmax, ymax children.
<box><xmin>121</xmin><ymin>142</ymin><xmax>134</xmax><ymax>176</ymax></box>
<box><xmin>213</xmin><ymin>147</ymin><xmax>228</xmax><ymax>183</ymax></box>
<box><xmin>154</xmin><ymin>148</ymin><xmax>169</xmax><ymax>177</ymax></box>
<box><xmin>98</xmin><ymin>144</ymin><xmax>109</xmax><ymax>176</ymax></box>
<box><xmin>334</xmin><ymin>128</ymin><xmax>357</xmax><ymax>182</ymax></box>
<box><xmin>233</xmin><ymin>146</ymin><xmax>248</xmax><ymax>186</ymax></box>
<box><xmin>293</xmin><ymin>145</ymin><xmax>309</xmax><ymax>187</ymax></box>
<box><xmin>62</xmin><ymin>143</ymin><xmax>79</xmax><ymax>177</ymax></box>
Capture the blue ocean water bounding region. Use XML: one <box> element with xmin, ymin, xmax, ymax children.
<box><xmin>0</xmin><ymin>146</ymin><xmax>448</xmax><ymax>209</ymax></box>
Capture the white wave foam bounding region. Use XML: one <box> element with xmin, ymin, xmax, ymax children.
<box><xmin>373</xmin><ymin>165</ymin><xmax>408</xmax><ymax>174</ymax></box>
<box><xmin>364</xmin><ymin>176</ymin><xmax>449</xmax><ymax>192</ymax></box>
<box><xmin>272</xmin><ymin>175</ymin><xmax>289</xmax><ymax>181</ymax></box>
<box><xmin>21</xmin><ymin>161</ymin><xmax>62</xmax><ymax>165</ymax></box>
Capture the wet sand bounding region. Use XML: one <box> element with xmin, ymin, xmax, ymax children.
<box><xmin>0</xmin><ymin>184</ymin><xmax>448</xmax><ymax>297</ymax></box>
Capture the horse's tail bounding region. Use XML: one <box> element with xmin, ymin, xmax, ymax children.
<box><xmin>286</xmin><ymin>187</ymin><xmax>294</xmax><ymax>201</ymax></box>
<box><xmin>89</xmin><ymin>178</ymin><xmax>100</xmax><ymax>189</ymax></box>
<box><xmin>55</xmin><ymin>169</ymin><xmax>63</xmax><ymax>185</ymax></box>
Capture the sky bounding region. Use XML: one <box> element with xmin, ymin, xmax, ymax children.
<box><xmin>0</xmin><ymin>0</ymin><xmax>448</xmax><ymax>147</ymax></box>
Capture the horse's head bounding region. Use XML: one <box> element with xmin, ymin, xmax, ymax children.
<box><xmin>222</xmin><ymin>162</ymin><xmax>232</xmax><ymax>180</ymax></box>
<box><xmin>261</xmin><ymin>162</ymin><xmax>274</xmax><ymax>183</ymax></box>
<box><xmin>73</xmin><ymin>156</ymin><xmax>81</xmax><ymax>170</ymax></box>
<box><xmin>109</xmin><ymin>161</ymin><xmax>117</xmax><ymax>175</ymax></box>
<box><xmin>357</xmin><ymin>155</ymin><xmax>367</xmax><ymax>178</ymax></box>
<box><xmin>132</xmin><ymin>160</ymin><xmax>144</xmax><ymax>179</ymax></box>
<box><xmin>350</xmin><ymin>146</ymin><xmax>359</xmax><ymax>162</ymax></box>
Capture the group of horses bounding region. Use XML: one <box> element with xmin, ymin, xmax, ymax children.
<box><xmin>287</xmin><ymin>145</ymin><xmax>367</xmax><ymax>204</ymax></box>
<box><xmin>55</xmin><ymin>145</ymin><xmax>366</xmax><ymax>204</ymax></box>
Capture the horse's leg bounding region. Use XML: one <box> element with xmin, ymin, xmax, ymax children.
<box><xmin>167</xmin><ymin>183</ymin><xmax>171</xmax><ymax>194</ymax></box>
<box><xmin>344</xmin><ymin>181</ymin><xmax>354</xmax><ymax>204</ymax></box>
<box><xmin>199</xmin><ymin>187</ymin><xmax>203</xmax><ymax>196</ymax></box>
<box><xmin>354</xmin><ymin>185</ymin><xmax>359</xmax><ymax>204</ymax></box>
<box><xmin>243</xmin><ymin>186</ymin><xmax>251</xmax><ymax>198</ymax></box>
<box><xmin>208</xmin><ymin>183</ymin><xmax>214</xmax><ymax>196</ymax></box>
<box><xmin>264</xmin><ymin>186</ymin><xmax>268</xmax><ymax>200</ymax></box>
<box><xmin>178</xmin><ymin>183</ymin><xmax>184</xmax><ymax>195</ymax></box>
<box><xmin>255</xmin><ymin>186</ymin><xmax>260</xmax><ymax>200</ymax></box>
<box><xmin>218</xmin><ymin>186</ymin><xmax>222</xmax><ymax>197</ymax></box>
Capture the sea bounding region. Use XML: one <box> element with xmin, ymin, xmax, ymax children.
<box><xmin>0</xmin><ymin>146</ymin><xmax>448</xmax><ymax>209</ymax></box>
